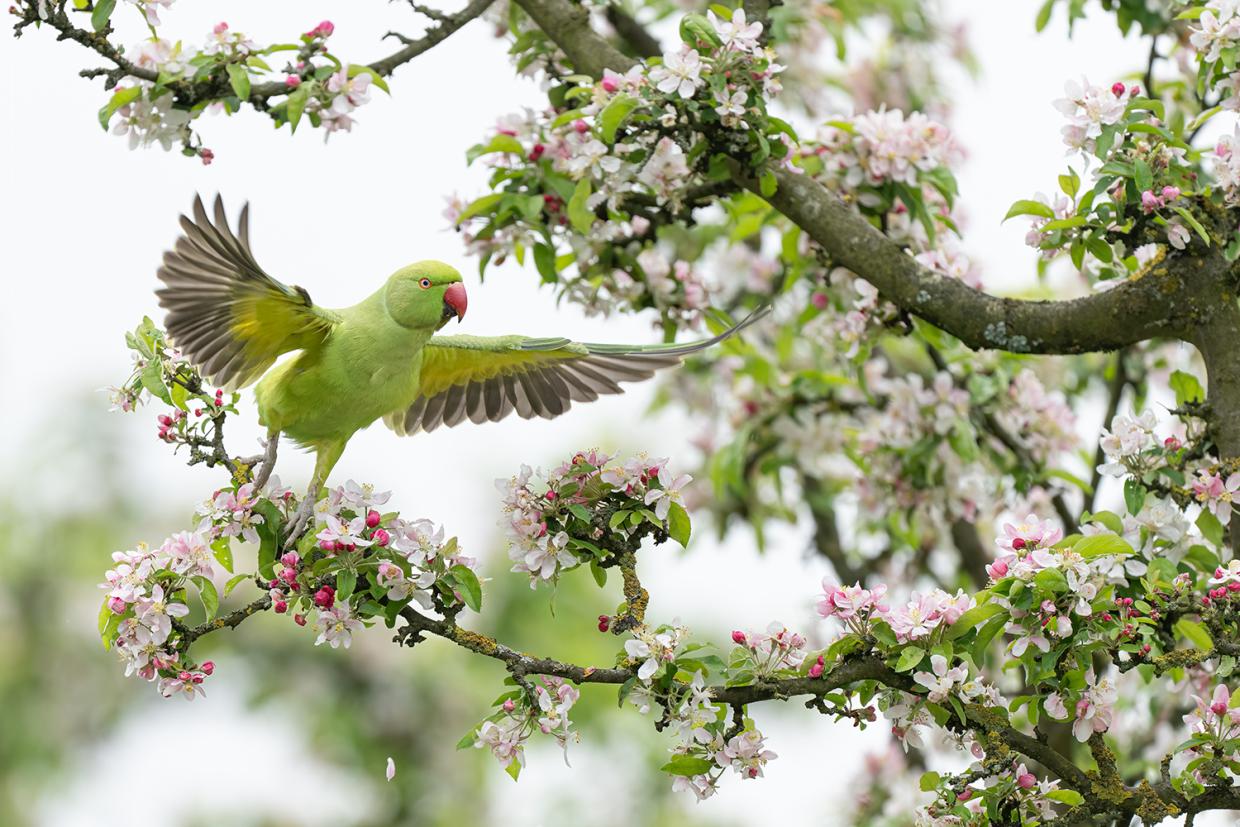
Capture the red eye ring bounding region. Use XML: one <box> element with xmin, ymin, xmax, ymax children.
<box><xmin>419</xmin><ymin>278</ymin><xmax>432</xmax><ymax>289</ymax></box>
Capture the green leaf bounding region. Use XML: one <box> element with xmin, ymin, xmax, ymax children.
<box><xmin>919</xmin><ymin>771</ymin><xmax>941</xmax><ymax>792</ymax></box>
<box><xmin>666</xmin><ymin>501</ymin><xmax>691</xmax><ymax>548</ymax></box>
<box><xmin>1123</xmin><ymin>478</ymin><xmax>1146</xmax><ymax>516</ymax></box>
<box><xmin>456</xmin><ymin>193</ymin><xmax>504</xmax><ymax>224</ymax></box>
<box><xmin>759</xmin><ymin>170</ymin><xmax>778</xmax><ymax>198</ymax></box>
<box><xmin>211</xmin><ymin>537</ymin><xmax>234</xmax><ymax>573</ymax></box>
<box><xmin>98</xmin><ymin>598</ymin><xmax>122</xmax><ymax>650</ymax></box>
<box><xmin>1074</xmin><ymin>533</ymin><xmax>1134</xmax><ymax>559</ymax></box>
<box><xmin>192</xmin><ymin>575</ymin><xmax>219</xmax><ymax>620</ymax></box>
<box><xmin>223</xmin><ymin>572</ymin><xmax>251</xmax><ymax>597</ymax></box>
<box><xmin>286</xmin><ymin>86</ymin><xmax>308</xmax><ymax>132</ymax></box>
<box><xmin>1176</xmin><ymin>618</ymin><xmax>1214</xmax><ymax>650</ymax></box>
<box><xmin>347</xmin><ymin>64</ymin><xmax>390</xmax><ymax>94</ymax></box>
<box><xmin>1172</xmin><ymin>206</ymin><xmax>1212</xmax><ymax>245</ymax></box>
<box><xmin>1003</xmin><ymin>199</ymin><xmax>1055</xmax><ymax>222</ymax></box>
<box><xmin>1034</xmin><ymin>567</ymin><xmax>1069</xmax><ymax>594</ymax></box>
<box><xmin>226</xmin><ymin>64</ymin><xmax>251</xmax><ymax>100</ymax></box>
<box><xmin>449</xmin><ymin>564</ymin><xmax>483</xmax><ymax>612</ymax></box>
<box><xmin>568</xmin><ymin>178</ymin><xmax>593</xmax><ymax>234</ymax></box>
<box><xmin>1035</xmin><ymin>0</ymin><xmax>1055</xmax><ymax>31</ymax></box>
<box><xmin>1043</xmin><ymin>216</ymin><xmax>1088</xmax><ymax>232</ymax></box>
<box><xmin>1133</xmin><ymin>158</ymin><xmax>1154</xmax><ymax>194</ymax></box>
<box><xmin>1046</xmin><ymin>789</ymin><xmax>1085</xmax><ymax>806</ymax></box>
<box><xmin>1197</xmin><ymin>508</ymin><xmax>1225</xmax><ymax>548</ymax></box>
<box><xmin>140</xmin><ymin>359</ymin><xmax>172</xmax><ymax>404</ymax></box>
<box><xmin>661</xmin><ymin>755</ymin><xmax>715</xmax><ymax>776</ymax></box>
<box><xmin>533</xmin><ymin>243</ymin><xmax>559</xmax><ymax>282</ymax></box>
<box><xmin>589</xmin><ymin>559</ymin><xmax>607</xmax><ymax>587</ymax></box>
<box><xmin>599</xmin><ymin>93</ymin><xmax>639</xmax><ymax>144</ymax></box>
<box><xmin>91</xmin><ymin>0</ymin><xmax>116</xmax><ymax>32</ymax></box>
<box><xmin>468</xmin><ymin>134</ymin><xmax>524</xmax><ymax>163</ymax></box>
<box><xmin>946</xmin><ymin>603</ymin><xmax>1005</xmax><ymax>640</ymax></box>
<box><xmin>894</xmin><ymin>646</ymin><xmax>926</xmax><ymax>673</ymax></box>
<box><xmin>1170</xmin><ymin>370</ymin><xmax>1206</xmax><ymax>406</ymax></box>
<box><xmin>335</xmin><ymin>569</ymin><xmax>357</xmax><ymax>600</ymax></box>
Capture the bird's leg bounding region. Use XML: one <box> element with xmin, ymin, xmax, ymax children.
<box><xmin>283</xmin><ymin>438</ymin><xmax>346</xmax><ymax>550</ymax></box>
<box><xmin>251</xmin><ymin>430</ymin><xmax>280</xmax><ymax>491</ymax></box>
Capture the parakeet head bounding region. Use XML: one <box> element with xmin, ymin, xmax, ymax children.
<box><xmin>384</xmin><ymin>260</ymin><xmax>468</xmax><ymax>330</ymax></box>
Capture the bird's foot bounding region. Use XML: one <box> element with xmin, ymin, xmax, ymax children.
<box><xmin>284</xmin><ymin>493</ymin><xmax>315</xmax><ymax>550</ymax></box>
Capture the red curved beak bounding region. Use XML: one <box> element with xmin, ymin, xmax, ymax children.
<box><xmin>444</xmin><ymin>282</ymin><xmax>468</xmax><ymax>322</ymax></box>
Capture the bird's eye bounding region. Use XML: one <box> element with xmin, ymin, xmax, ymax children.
<box><xmin>418</xmin><ymin>278</ymin><xmax>432</xmax><ymax>289</ymax></box>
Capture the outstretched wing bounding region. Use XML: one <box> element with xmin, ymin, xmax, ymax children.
<box><xmin>155</xmin><ymin>194</ymin><xmax>340</xmax><ymax>390</ymax></box>
<box><xmin>386</xmin><ymin>308</ymin><xmax>769</xmax><ymax>435</ymax></box>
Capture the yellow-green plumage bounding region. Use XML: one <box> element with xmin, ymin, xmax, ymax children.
<box><xmin>156</xmin><ymin>196</ymin><xmax>764</xmax><ymax>527</ymax></box>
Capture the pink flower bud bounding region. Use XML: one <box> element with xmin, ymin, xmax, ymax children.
<box><xmin>294</xmin><ymin>613</ymin><xmax>307</xmax><ymax>626</ymax></box>
<box><xmin>279</xmin><ymin>568</ymin><xmax>297</xmax><ymax>585</ymax></box>
<box><xmin>573</xmin><ymin>119</ymin><xmax>589</xmax><ymax>134</ymax></box>
<box><xmin>213</xmin><ymin>22</ymin><xmax>229</xmax><ymax>35</ymax></box>
<box><xmin>1164</xmin><ymin>436</ymin><xmax>1182</xmax><ymax>450</ymax></box>
<box><xmin>179</xmin><ymin>670</ymin><xmax>193</xmax><ymax>681</ymax></box>
<box><xmin>1130</xmin><ymin>84</ymin><xmax>1141</xmax><ymax>97</ymax></box>
<box><xmin>373</xmin><ymin>528</ymin><xmax>390</xmax><ymax>547</ymax></box>
<box><xmin>1141</xmin><ymin>190</ymin><xmax>1161</xmax><ymax>213</ymax></box>
<box><xmin>811</xmin><ymin>292</ymin><xmax>830</xmax><ymax>309</ymax></box>
<box><xmin>808</xmin><ymin>658</ymin><xmax>825</xmax><ymax>679</ymax></box>
<box><xmin>366</xmin><ymin>509</ymin><xmax>382</xmax><ymax>528</ymax></box>
<box><xmin>987</xmin><ymin>559</ymin><xmax>1009</xmax><ymax>579</ymax></box>
<box><xmin>1011</xmin><ymin>537</ymin><xmax>1026</xmax><ymax>550</ymax></box>
<box><xmin>158</xmin><ymin>414</ymin><xmax>173</xmax><ymax>426</ymax></box>
<box><xmin>1212</xmin><ymin>700</ymin><xmax>1229</xmax><ymax>715</ymax></box>
<box><xmin>601</xmin><ymin>75</ymin><xmax>620</xmax><ymax>93</ymax></box>
<box><xmin>545</xmin><ymin>490</ymin><xmax>557</xmax><ymax>501</ymax></box>
<box><xmin>1162</xmin><ymin>186</ymin><xmax>1181</xmax><ymax>201</ymax></box>
<box><xmin>957</xmin><ymin>789</ymin><xmax>972</xmax><ymax>801</ymax></box>
<box><xmin>274</xmin><ymin>600</ymin><xmax>288</xmax><ymax>614</ymax></box>
<box><xmin>731</xmin><ymin>630</ymin><xmax>748</xmax><ymax>646</ymax></box>
<box><xmin>314</xmin><ymin>585</ymin><xmax>336</xmax><ymax>609</ymax></box>
<box><xmin>199</xmin><ymin>148</ymin><xmax>214</xmax><ymax>166</ymax></box>
<box><xmin>1017</xmin><ymin>772</ymin><xmax>1036</xmax><ymax>789</ymax></box>
<box><xmin>529</xmin><ymin>143</ymin><xmax>546</xmax><ymax>161</ymax></box>
<box><xmin>281</xmin><ymin>552</ymin><xmax>300</xmax><ymax>568</ymax></box>
<box><xmin>1111</xmin><ymin>82</ymin><xmax>1125</xmax><ymax>97</ymax></box>
<box><xmin>316</xmin><ymin>20</ymin><xmax>335</xmax><ymax>37</ymax></box>
<box><xmin>502</xmin><ymin>699</ymin><xmax>516</xmax><ymax>712</ymax></box>
<box><xmin>285</xmin><ymin>75</ymin><xmax>302</xmax><ymax>88</ymax></box>
<box><xmin>109</xmin><ymin>596</ymin><xmax>127</xmax><ymax>614</ymax></box>
<box><xmin>201</xmin><ymin>661</ymin><xmax>215</xmax><ymax>675</ymax></box>
<box><xmin>320</xmin><ymin>539</ymin><xmax>338</xmax><ymax>553</ymax></box>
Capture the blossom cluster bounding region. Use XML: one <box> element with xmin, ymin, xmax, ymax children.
<box><xmin>98</xmin><ymin>529</ymin><xmax>221</xmax><ymax>699</ymax></box>
<box><xmin>82</xmin><ymin>3</ymin><xmax>382</xmax><ymax>158</ymax></box>
<box><xmin>1013</xmin><ymin>75</ymin><xmax>1205</xmax><ymax>276</ymax></box>
<box><xmin>497</xmin><ymin>450</ymin><xmax>691</xmax><ymax>587</ymax></box>
<box><xmin>473</xmin><ymin>675</ymin><xmax>582</xmax><ymax>778</ymax></box>
<box><xmin>452</xmin><ymin>9</ymin><xmax>786</xmax><ymax>327</ymax></box>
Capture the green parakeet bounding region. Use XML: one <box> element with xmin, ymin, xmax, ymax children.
<box><xmin>157</xmin><ymin>196</ymin><xmax>763</xmax><ymax>541</ymax></box>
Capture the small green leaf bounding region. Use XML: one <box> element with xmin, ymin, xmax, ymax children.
<box><xmin>1034</xmin><ymin>567</ymin><xmax>1069</xmax><ymax>595</ymax></box>
<box><xmin>141</xmin><ymin>360</ymin><xmax>172</xmax><ymax>404</ymax></box>
<box><xmin>1074</xmin><ymin>533</ymin><xmax>1134</xmax><ymax>559</ymax></box>
<box><xmin>223</xmin><ymin>572</ymin><xmax>250</xmax><ymax>597</ymax></box>
<box><xmin>192</xmin><ymin>575</ymin><xmax>219</xmax><ymax>620</ymax></box>
<box><xmin>347</xmin><ymin>64</ymin><xmax>390</xmax><ymax>94</ymax></box>
<box><xmin>456</xmin><ymin>193</ymin><xmax>504</xmax><ymax>224</ymax></box>
<box><xmin>1046</xmin><ymin>789</ymin><xmax>1084</xmax><ymax>806</ymax></box>
<box><xmin>211</xmin><ymin>537</ymin><xmax>234</xmax><ymax>573</ymax></box>
<box><xmin>1123</xmin><ymin>478</ymin><xmax>1146</xmax><ymax>516</ymax></box>
<box><xmin>568</xmin><ymin>178</ymin><xmax>594</xmax><ymax>234</ymax></box>
<box><xmin>599</xmin><ymin>93</ymin><xmax>639</xmax><ymax>144</ymax></box>
<box><xmin>666</xmin><ymin>502</ymin><xmax>691</xmax><ymax>548</ymax></box>
<box><xmin>894</xmin><ymin>646</ymin><xmax>926</xmax><ymax>673</ymax></box>
<box><xmin>449</xmin><ymin>564</ymin><xmax>483</xmax><ymax>612</ymax></box>
<box><xmin>1035</xmin><ymin>0</ymin><xmax>1055</xmax><ymax>31</ymax></box>
<box><xmin>1170</xmin><ymin>370</ymin><xmax>1205</xmax><ymax>406</ymax></box>
<box><xmin>919</xmin><ymin>771</ymin><xmax>941</xmax><ymax>792</ymax></box>
<box><xmin>661</xmin><ymin>755</ymin><xmax>715</xmax><ymax>776</ymax></box>
<box><xmin>1133</xmin><ymin>158</ymin><xmax>1154</xmax><ymax>194</ymax></box>
<box><xmin>1003</xmin><ymin>199</ymin><xmax>1055</xmax><ymax>222</ymax></box>
<box><xmin>759</xmin><ymin>170</ymin><xmax>778</xmax><ymax>198</ymax></box>
<box><xmin>1177</xmin><ymin>618</ymin><xmax>1214</xmax><ymax>650</ymax></box>
<box><xmin>226</xmin><ymin>64</ymin><xmax>251</xmax><ymax>100</ymax></box>
<box><xmin>533</xmin><ymin>243</ymin><xmax>558</xmax><ymax>282</ymax></box>
<box><xmin>946</xmin><ymin>603</ymin><xmax>1004</xmax><ymax>640</ymax></box>
<box><xmin>91</xmin><ymin>0</ymin><xmax>116</xmax><ymax>32</ymax></box>
<box><xmin>286</xmin><ymin>86</ymin><xmax>308</xmax><ymax>132</ymax></box>
<box><xmin>589</xmin><ymin>559</ymin><xmax>607</xmax><ymax>587</ymax></box>
<box><xmin>1197</xmin><ymin>508</ymin><xmax>1225</xmax><ymax>548</ymax></box>
<box><xmin>335</xmin><ymin>570</ymin><xmax>357</xmax><ymax>600</ymax></box>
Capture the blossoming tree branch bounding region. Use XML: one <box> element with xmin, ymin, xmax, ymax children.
<box><xmin>20</xmin><ymin>0</ymin><xmax>1240</xmax><ymax>821</ymax></box>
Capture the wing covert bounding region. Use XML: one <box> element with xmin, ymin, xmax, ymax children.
<box><xmin>385</xmin><ymin>307</ymin><xmax>769</xmax><ymax>436</ymax></box>
<box><xmin>155</xmin><ymin>195</ymin><xmax>339</xmax><ymax>389</ymax></box>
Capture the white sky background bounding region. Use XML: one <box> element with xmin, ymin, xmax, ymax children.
<box><xmin>0</xmin><ymin>1</ymin><xmax>1228</xmax><ymax>825</ymax></box>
